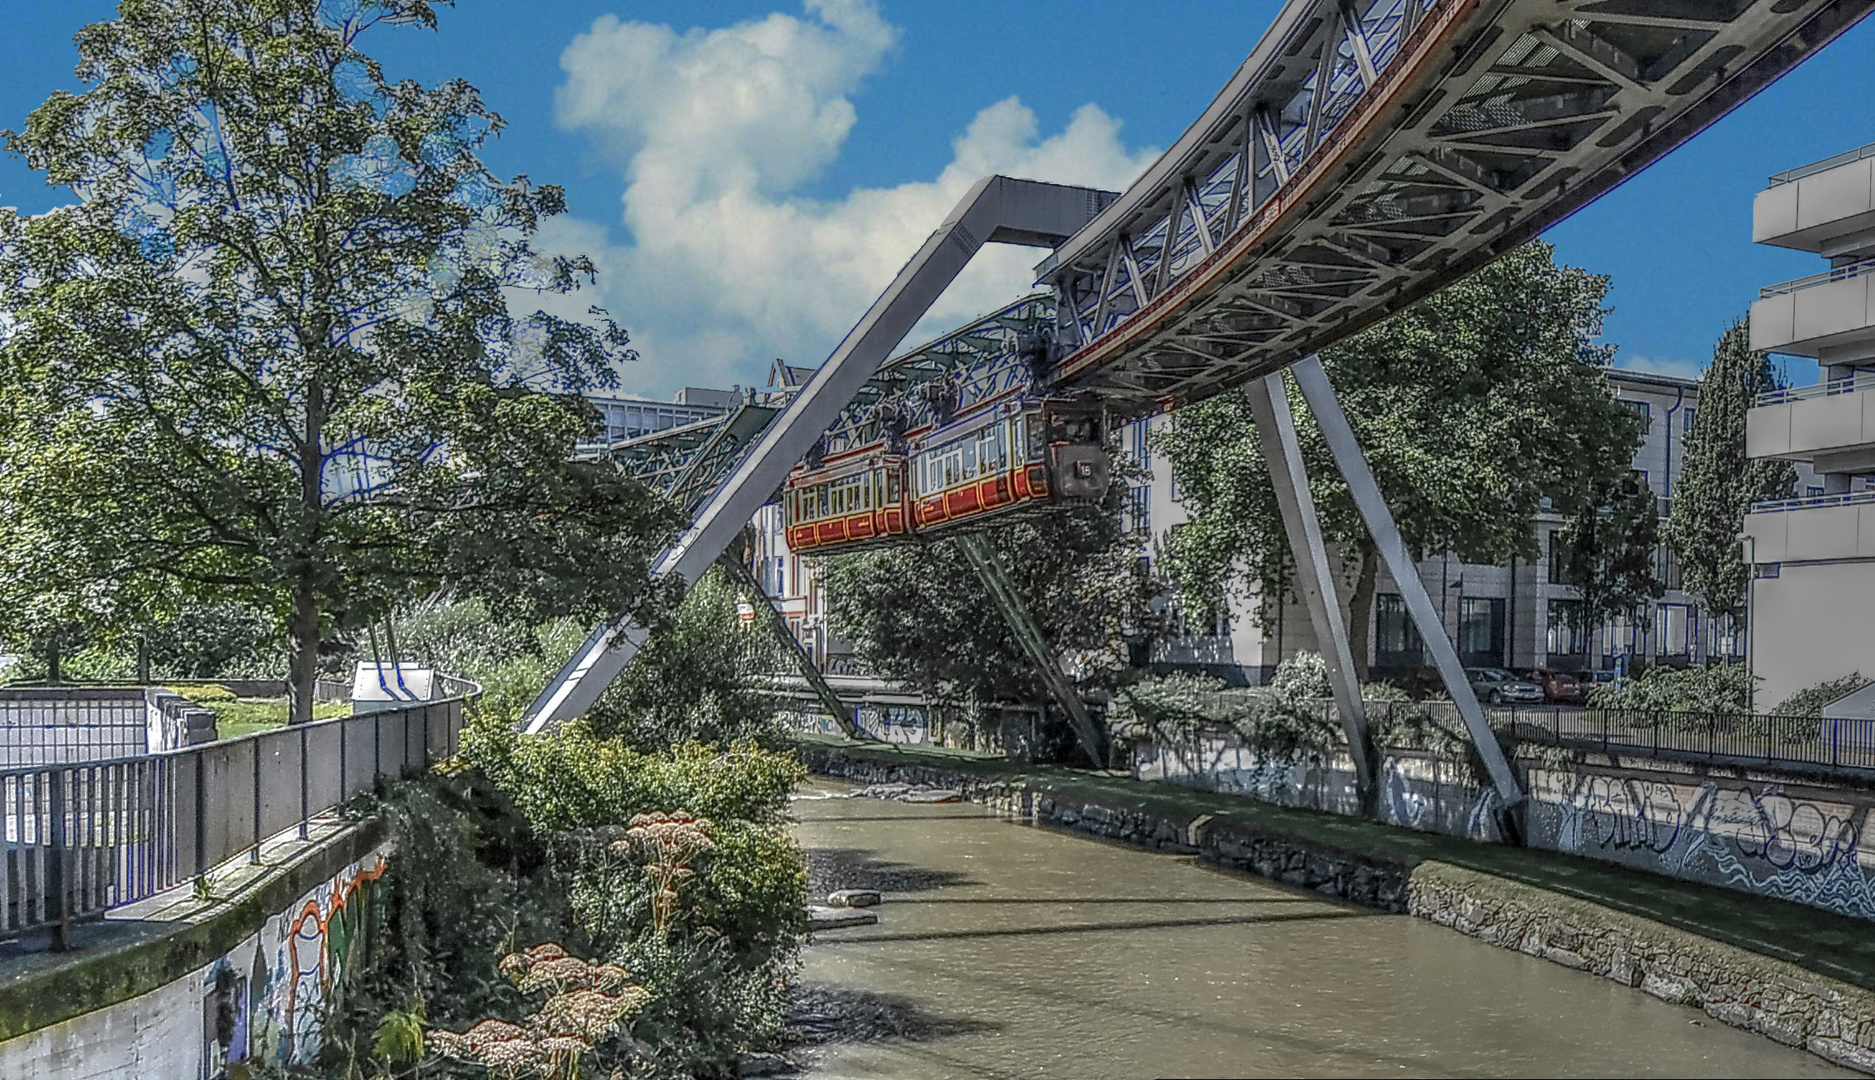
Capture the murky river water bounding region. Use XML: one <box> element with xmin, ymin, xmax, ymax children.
<box><xmin>789</xmin><ymin>780</ymin><xmax>1851</xmax><ymax>1079</ymax></box>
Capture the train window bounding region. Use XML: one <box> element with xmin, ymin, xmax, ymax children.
<box><xmin>887</xmin><ymin>470</ymin><xmax>901</xmax><ymax>502</ymax></box>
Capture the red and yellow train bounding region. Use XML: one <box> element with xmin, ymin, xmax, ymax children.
<box><xmin>783</xmin><ymin>399</ymin><xmax>1111</xmax><ymax>553</ymax></box>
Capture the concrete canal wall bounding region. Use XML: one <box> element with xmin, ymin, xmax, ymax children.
<box><xmin>1136</xmin><ymin>731</ymin><xmax>1875</xmax><ymax>923</ymax></box>
<box><xmin>0</xmin><ymin>821</ymin><xmax>388</xmax><ymax>1079</ymax></box>
<box><xmin>796</xmin><ymin>738</ymin><xmax>1875</xmax><ymax>1073</ymax></box>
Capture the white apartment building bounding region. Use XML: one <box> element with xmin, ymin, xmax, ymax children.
<box><xmin>1741</xmin><ymin>141</ymin><xmax>1875</xmax><ymax>708</ymax></box>
<box><xmin>1134</xmin><ymin>365</ymin><xmax>1814</xmax><ymax>686</ymax></box>
<box><xmin>580</xmin><ymin>386</ymin><xmax>740</xmax><ymax>450</ymax></box>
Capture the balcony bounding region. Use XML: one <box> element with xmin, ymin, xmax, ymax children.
<box><xmin>1754</xmin><ymin>142</ymin><xmax>1875</xmax><ymax>256</ymax></box>
<box><xmin>1748</xmin><ymin>377</ymin><xmax>1875</xmax><ymax>467</ymax></box>
<box><xmin>1749</xmin><ymin>258</ymin><xmax>1875</xmax><ymax>359</ymax></box>
<box><xmin>1741</xmin><ymin>490</ymin><xmax>1875</xmax><ymax>564</ymax></box>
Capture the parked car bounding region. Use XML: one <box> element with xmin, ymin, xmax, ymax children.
<box><xmin>1464</xmin><ymin>667</ymin><xmax>1545</xmax><ymax>705</ymax></box>
<box><xmin>1523</xmin><ymin>668</ymin><xmax>1587</xmax><ymax>705</ymax></box>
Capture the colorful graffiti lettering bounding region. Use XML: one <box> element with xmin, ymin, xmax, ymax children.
<box><xmin>201</xmin><ymin>852</ymin><xmax>388</xmax><ymax>1079</ymax></box>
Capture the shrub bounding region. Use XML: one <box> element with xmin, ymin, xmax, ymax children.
<box><xmin>1771</xmin><ymin>673</ymin><xmax>1871</xmax><ymax>718</ymax></box>
<box><xmin>168</xmin><ymin>683</ymin><xmax>237</xmax><ymax>704</ymax></box>
<box><xmin>1269</xmin><ymin>651</ymin><xmax>1332</xmax><ymax>705</ymax></box>
<box><xmin>1586</xmin><ymin>662</ymin><xmax>1754</xmax><ymax>716</ymax></box>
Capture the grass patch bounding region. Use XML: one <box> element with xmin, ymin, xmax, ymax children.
<box><xmin>208</xmin><ymin>698</ymin><xmax>350</xmax><ymax>740</ymax></box>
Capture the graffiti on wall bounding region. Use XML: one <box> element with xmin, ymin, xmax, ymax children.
<box><xmin>1536</xmin><ymin>773</ymin><xmax>1875</xmax><ymax>920</ymax></box>
<box><xmin>201</xmin><ymin>852</ymin><xmax>388</xmax><ymax>1079</ymax></box>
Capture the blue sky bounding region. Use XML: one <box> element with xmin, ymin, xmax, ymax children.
<box><xmin>4</xmin><ymin>1</ymin><xmax>1872</xmax><ymax>395</ymax></box>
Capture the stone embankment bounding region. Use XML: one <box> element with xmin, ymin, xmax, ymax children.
<box><xmin>796</xmin><ymin>738</ymin><xmax>1875</xmax><ymax>1074</ymax></box>
<box><xmin>803</xmin><ymin>747</ymin><xmax>1412</xmax><ymax>910</ymax></box>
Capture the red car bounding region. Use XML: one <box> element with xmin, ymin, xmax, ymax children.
<box><xmin>1523</xmin><ymin>668</ymin><xmax>1587</xmax><ymax>704</ymax></box>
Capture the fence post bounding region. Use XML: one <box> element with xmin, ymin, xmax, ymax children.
<box><xmin>339</xmin><ymin>716</ymin><xmax>349</xmax><ymax>805</ymax></box>
<box><xmin>194</xmin><ymin>751</ymin><xmax>207</xmax><ymax>880</ymax></box>
<box><xmin>298</xmin><ymin>724</ymin><xmax>309</xmax><ymax>842</ymax></box>
<box><xmin>422</xmin><ymin>704</ymin><xmax>432</xmax><ymax>767</ymax></box>
<box><xmin>250</xmin><ymin>741</ymin><xmax>262</xmax><ymax>864</ymax></box>
<box><xmin>48</xmin><ymin>771</ymin><xmax>68</xmax><ymax>951</ymax></box>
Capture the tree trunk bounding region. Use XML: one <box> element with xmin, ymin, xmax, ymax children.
<box><xmin>1347</xmin><ymin>538</ymin><xmax>1378</xmax><ymax>684</ymax></box>
<box><xmin>288</xmin><ymin>581</ymin><xmax>319</xmax><ymax>725</ymax></box>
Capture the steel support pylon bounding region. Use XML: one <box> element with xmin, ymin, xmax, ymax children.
<box><xmin>523</xmin><ymin>177</ymin><xmax>1115</xmax><ymax>733</ymax></box>
<box><xmin>1244</xmin><ymin>372</ymin><xmax>1375</xmax><ymax>810</ymax></box>
<box><xmin>1288</xmin><ymin>354</ymin><xmax>1526</xmax><ymax>824</ymax></box>
<box><xmin>955</xmin><ymin>532</ymin><xmax>1106</xmax><ymax>768</ymax></box>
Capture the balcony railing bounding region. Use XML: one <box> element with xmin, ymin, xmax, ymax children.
<box><xmin>1758</xmin><ymin>255</ymin><xmax>1875</xmax><ymax>299</ymax></box>
<box><xmin>1748</xmin><ymin>489</ymin><xmax>1875</xmax><ymax>514</ymax></box>
<box><xmin>1755</xmin><ymin>376</ymin><xmax>1866</xmax><ymax>407</ymax></box>
<box><xmin>1767</xmin><ymin>140</ymin><xmax>1875</xmax><ymax>187</ymax></box>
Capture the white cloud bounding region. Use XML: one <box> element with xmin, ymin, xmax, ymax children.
<box><xmin>545</xmin><ymin>0</ymin><xmax>1159</xmax><ymax>396</ymax></box>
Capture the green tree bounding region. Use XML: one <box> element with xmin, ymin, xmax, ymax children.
<box><xmin>588</xmin><ymin>565</ymin><xmax>792</xmax><ymax>752</ymax></box>
<box><xmin>1158</xmin><ymin>243</ymin><xmax>1644</xmax><ymax>679</ymax></box>
<box><xmin>1665</xmin><ymin>319</ymin><xmax>1796</xmax><ymax>622</ymax></box>
<box><xmin>823</xmin><ymin>472</ymin><xmax>1156</xmax><ymax>720</ymax></box>
<box><xmin>0</xmin><ymin>0</ymin><xmax>682</xmax><ymax>720</ymax></box>
<box><xmin>1556</xmin><ymin>468</ymin><xmax>1663</xmax><ymax>638</ymax></box>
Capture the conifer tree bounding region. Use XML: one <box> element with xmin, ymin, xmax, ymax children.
<box><xmin>1665</xmin><ymin>320</ymin><xmax>1796</xmax><ymax>624</ymax></box>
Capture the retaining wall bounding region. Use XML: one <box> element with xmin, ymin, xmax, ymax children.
<box><xmin>1136</xmin><ymin>730</ymin><xmax>1875</xmax><ymax>922</ymax></box>
<box><xmin>0</xmin><ymin>823</ymin><xmax>388</xmax><ymax>1079</ymax></box>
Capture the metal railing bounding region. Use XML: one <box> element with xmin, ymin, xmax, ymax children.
<box><xmin>1754</xmin><ymin>376</ymin><xmax>1867</xmax><ymax>407</ymax></box>
<box><xmin>1768</xmin><ymin>140</ymin><xmax>1875</xmax><ymax>187</ymax></box>
<box><xmin>1748</xmin><ymin>488</ymin><xmax>1875</xmax><ymax>514</ymax></box>
<box><xmin>1479</xmin><ymin>703</ymin><xmax>1875</xmax><ymax>773</ymax></box>
<box><xmin>1757</xmin><ymin>256</ymin><xmax>1875</xmax><ymax>299</ymax></box>
<box><xmin>0</xmin><ymin>696</ymin><xmax>466</xmax><ymax>945</ymax></box>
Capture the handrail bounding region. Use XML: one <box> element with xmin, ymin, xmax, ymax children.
<box><xmin>1768</xmin><ymin>140</ymin><xmax>1875</xmax><ymax>187</ymax></box>
<box><xmin>1749</xmin><ymin>489</ymin><xmax>1875</xmax><ymax>514</ymax></box>
<box><xmin>0</xmin><ymin>691</ymin><xmax>471</xmax><ymax>946</ymax></box>
<box><xmin>1754</xmin><ymin>376</ymin><xmax>1866</xmax><ymax>406</ymax></box>
<box><xmin>1758</xmin><ymin>256</ymin><xmax>1875</xmax><ymax>299</ymax></box>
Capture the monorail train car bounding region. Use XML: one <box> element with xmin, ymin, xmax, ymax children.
<box><xmin>783</xmin><ymin>398</ymin><xmax>1110</xmax><ymax>553</ymax></box>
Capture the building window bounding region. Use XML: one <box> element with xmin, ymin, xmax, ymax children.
<box><xmin>1655</xmin><ymin>544</ymin><xmax>1682</xmax><ymax>591</ymax></box>
<box><xmin>1458</xmin><ymin>597</ymin><xmax>1505</xmax><ymax>665</ymax></box>
<box><xmin>1129</xmin><ymin>419</ymin><xmax>1151</xmax><ymax>471</ymax></box>
<box><xmin>1622</xmin><ymin>399</ymin><xmax>1653</xmax><ymax>432</ymax></box>
<box><xmin>1127</xmin><ymin>486</ymin><xmax>1150</xmax><ymax>533</ymax></box>
<box><xmin>1658</xmin><ymin>604</ymin><xmax>1692</xmax><ymax>657</ymax></box>
<box><xmin>1682</xmin><ymin>406</ymin><xmax>1697</xmax><ymax>434</ymax></box>
<box><xmin>1546</xmin><ymin>599</ymin><xmax>1587</xmax><ymax>656</ymax></box>
<box><xmin>1374</xmin><ymin>593</ymin><xmax>1423</xmax><ymax>667</ymax></box>
<box><xmin>1808</xmin><ymin>486</ymin><xmax>1825</xmax><ymax>498</ymax></box>
<box><xmin>1548</xmin><ymin>530</ymin><xmax>1572</xmax><ymax>586</ymax></box>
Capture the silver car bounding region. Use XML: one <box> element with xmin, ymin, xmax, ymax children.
<box><xmin>1465</xmin><ymin>667</ymin><xmax>1544</xmax><ymax>705</ymax></box>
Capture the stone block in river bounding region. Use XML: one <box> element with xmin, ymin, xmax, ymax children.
<box><xmin>827</xmin><ymin>889</ymin><xmax>882</xmax><ymax>908</ymax></box>
<box><xmin>901</xmin><ymin>789</ymin><xmax>961</xmax><ymax>803</ymax></box>
<box><xmin>807</xmin><ymin>905</ymin><xmax>879</xmax><ymax>930</ymax></box>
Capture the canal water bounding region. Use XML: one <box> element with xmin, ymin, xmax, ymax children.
<box><xmin>789</xmin><ymin>780</ymin><xmax>1851</xmax><ymax>1079</ymax></box>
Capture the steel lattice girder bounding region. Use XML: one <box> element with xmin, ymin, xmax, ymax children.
<box><xmin>1038</xmin><ymin>0</ymin><xmax>1874</xmax><ymax>413</ymax></box>
<box><xmin>603</xmin><ymin>296</ymin><xmax>1058</xmax><ymax>506</ymax></box>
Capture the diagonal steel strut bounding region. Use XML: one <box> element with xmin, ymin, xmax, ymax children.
<box><xmin>525</xmin><ymin>177</ymin><xmax>1117</xmax><ymax>733</ymax></box>
<box><xmin>715</xmin><ymin>552</ymin><xmax>860</xmax><ymax>740</ymax></box>
<box><xmin>954</xmin><ymin>532</ymin><xmax>1106</xmax><ymax>768</ymax></box>
<box><xmin>1244</xmin><ymin>372</ymin><xmax>1376</xmax><ymax>810</ymax></box>
<box><xmin>1288</xmin><ymin>354</ymin><xmax>1526</xmax><ymax>825</ymax></box>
